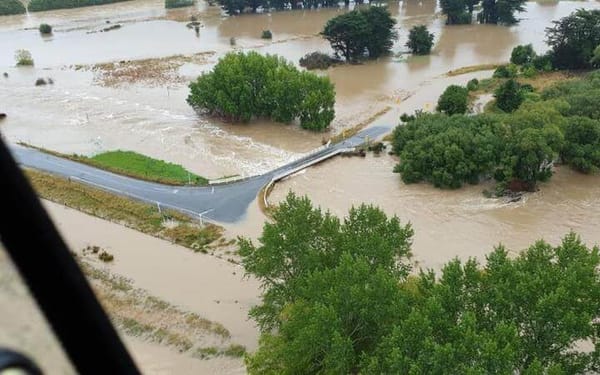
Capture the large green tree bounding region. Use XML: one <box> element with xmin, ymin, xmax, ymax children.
<box><xmin>242</xmin><ymin>195</ymin><xmax>600</xmax><ymax>374</ymax></box>
<box><xmin>368</xmin><ymin>232</ymin><xmax>600</xmax><ymax>374</ymax></box>
<box><xmin>440</xmin><ymin>0</ymin><xmax>471</xmax><ymax>25</ymax></box>
<box><xmin>546</xmin><ymin>9</ymin><xmax>600</xmax><ymax>69</ymax></box>
<box><xmin>187</xmin><ymin>52</ymin><xmax>335</xmax><ymax>131</ymax></box>
<box><xmin>322</xmin><ymin>7</ymin><xmax>396</xmax><ymax>62</ymax></box>
<box><xmin>479</xmin><ymin>0</ymin><xmax>526</xmax><ymax>25</ymax></box>
<box><xmin>239</xmin><ymin>192</ymin><xmax>413</xmax><ymax>331</ymax></box>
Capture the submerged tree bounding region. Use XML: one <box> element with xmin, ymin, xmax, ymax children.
<box><xmin>406</xmin><ymin>25</ymin><xmax>435</xmax><ymax>55</ymax></box>
<box><xmin>322</xmin><ymin>7</ymin><xmax>397</xmax><ymax>62</ymax></box>
<box><xmin>187</xmin><ymin>52</ymin><xmax>335</xmax><ymax>130</ymax></box>
<box><xmin>437</xmin><ymin>85</ymin><xmax>469</xmax><ymax>115</ymax></box>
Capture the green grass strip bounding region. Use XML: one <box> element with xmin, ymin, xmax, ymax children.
<box><xmin>89</xmin><ymin>150</ymin><xmax>207</xmax><ymax>186</ymax></box>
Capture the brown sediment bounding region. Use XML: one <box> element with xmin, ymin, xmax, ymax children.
<box><xmin>329</xmin><ymin>106</ymin><xmax>392</xmax><ymax>144</ymax></box>
<box><xmin>87</xmin><ymin>52</ymin><xmax>215</xmax><ymax>87</ymax></box>
<box><xmin>445</xmin><ymin>63</ymin><xmax>503</xmax><ymax>77</ymax></box>
<box><xmin>79</xmin><ymin>258</ymin><xmax>242</xmax><ymax>355</ymax></box>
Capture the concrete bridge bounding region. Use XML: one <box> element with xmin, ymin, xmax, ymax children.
<box><xmin>11</xmin><ymin>126</ymin><xmax>388</xmax><ymax>223</ymax></box>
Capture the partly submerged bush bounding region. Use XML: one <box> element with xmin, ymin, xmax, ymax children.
<box><xmin>261</xmin><ymin>29</ymin><xmax>272</xmax><ymax>39</ymax></box>
<box><xmin>299</xmin><ymin>52</ymin><xmax>335</xmax><ymax>70</ymax></box>
<box><xmin>15</xmin><ymin>50</ymin><xmax>34</xmax><ymax>67</ymax></box>
<box><xmin>39</xmin><ymin>23</ymin><xmax>53</xmax><ymax>34</ymax></box>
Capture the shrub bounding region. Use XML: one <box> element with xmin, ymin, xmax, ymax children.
<box><xmin>0</xmin><ymin>0</ymin><xmax>26</xmax><ymax>15</ymax></box>
<box><xmin>15</xmin><ymin>50</ymin><xmax>34</xmax><ymax>67</ymax></box>
<box><xmin>406</xmin><ymin>25</ymin><xmax>434</xmax><ymax>55</ymax></box>
<box><xmin>261</xmin><ymin>30</ymin><xmax>272</xmax><ymax>39</ymax></box>
<box><xmin>35</xmin><ymin>78</ymin><xmax>48</xmax><ymax>86</ymax></box>
<box><xmin>437</xmin><ymin>85</ymin><xmax>469</xmax><ymax>115</ymax></box>
<box><xmin>510</xmin><ymin>44</ymin><xmax>536</xmax><ymax>65</ymax></box>
<box><xmin>532</xmin><ymin>53</ymin><xmax>553</xmax><ymax>72</ymax></box>
<box><xmin>229</xmin><ymin>37</ymin><xmax>236</xmax><ymax>46</ymax></box>
<box><xmin>299</xmin><ymin>52</ymin><xmax>335</xmax><ymax>70</ymax></box>
<box><xmin>99</xmin><ymin>251</ymin><xmax>114</xmax><ymax>262</ymax></box>
<box><xmin>39</xmin><ymin>23</ymin><xmax>53</xmax><ymax>34</ymax></box>
<box><xmin>521</xmin><ymin>65</ymin><xmax>537</xmax><ymax>78</ymax></box>
<box><xmin>467</xmin><ymin>78</ymin><xmax>479</xmax><ymax>91</ymax></box>
<box><xmin>165</xmin><ymin>0</ymin><xmax>195</xmax><ymax>8</ymax></box>
<box><xmin>495</xmin><ymin>79</ymin><xmax>525</xmax><ymax>113</ymax></box>
<box><xmin>561</xmin><ymin>116</ymin><xmax>600</xmax><ymax>173</ymax></box>
<box><xmin>493</xmin><ymin>63</ymin><xmax>518</xmax><ymax>78</ymax></box>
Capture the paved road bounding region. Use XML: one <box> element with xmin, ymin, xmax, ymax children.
<box><xmin>12</xmin><ymin>126</ymin><xmax>388</xmax><ymax>223</ymax></box>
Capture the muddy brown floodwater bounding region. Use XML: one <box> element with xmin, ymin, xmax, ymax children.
<box><xmin>2</xmin><ymin>1</ymin><xmax>599</xmax><ymax>178</ymax></box>
<box><xmin>270</xmin><ymin>154</ymin><xmax>600</xmax><ymax>271</ymax></box>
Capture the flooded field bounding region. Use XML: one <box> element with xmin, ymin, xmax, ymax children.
<box><xmin>3</xmin><ymin>1</ymin><xmax>600</xmax><ymax>373</ymax></box>
<box><xmin>2</xmin><ymin>1</ymin><xmax>599</xmax><ymax>177</ymax></box>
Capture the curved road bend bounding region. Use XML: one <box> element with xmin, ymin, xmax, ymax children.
<box><xmin>11</xmin><ymin>126</ymin><xmax>388</xmax><ymax>223</ymax></box>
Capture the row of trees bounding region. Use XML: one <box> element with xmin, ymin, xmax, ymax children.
<box><xmin>392</xmin><ymin>70</ymin><xmax>600</xmax><ymax>191</ymax></box>
<box><xmin>187</xmin><ymin>52</ymin><xmax>335</xmax><ymax>131</ymax></box>
<box><xmin>27</xmin><ymin>0</ymin><xmax>131</xmax><ymax>12</ymax></box>
<box><xmin>242</xmin><ymin>193</ymin><xmax>600</xmax><ymax>374</ymax></box>
<box><xmin>441</xmin><ymin>0</ymin><xmax>526</xmax><ymax>25</ymax></box>
<box><xmin>0</xmin><ymin>0</ymin><xmax>25</xmax><ymax>15</ymax></box>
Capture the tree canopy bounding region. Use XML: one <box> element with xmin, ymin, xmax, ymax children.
<box><xmin>187</xmin><ymin>52</ymin><xmax>335</xmax><ymax>131</ymax></box>
<box><xmin>393</xmin><ymin>71</ymin><xmax>600</xmax><ymax>192</ymax></box>
<box><xmin>406</xmin><ymin>25</ymin><xmax>435</xmax><ymax>55</ymax></box>
<box><xmin>546</xmin><ymin>9</ymin><xmax>600</xmax><ymax>70</ymax></box>
<box><xmin>437</xmin><ymin>84</ymin><xmax>469</xmax><ymax>115</ymax></box>
<box><xmin>441</xmin><ymin>0</ymin><xmax>526</xmax><ymax>25</ymax></box>
<box><xmin>322</xmin><ymin>7</ymin><xmax>397</xmax><ymax>62</ymax></box>
<box><xmin>0</xmin><ymin>0</ymin><xmax>25</xmax><ymax>15</ymax></box>
<box><xmin>241</xmin><ymin>194</ymin><xmax>600</xmax><ymax>374</ymax></box>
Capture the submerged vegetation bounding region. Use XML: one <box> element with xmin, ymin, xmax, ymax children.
<box><xmin>0</xmin><ymin>0</ymin><xmax>25</xmax><ymax>15</ymax></box>
<box><xmin>322</xmin><ymin>7</ymin><xmax>397</xmax><ymax>62</ymax></box>
<box><xmin>406</xmin><ymin>25</ymin><xmax>435</xmax><ymax>55</ymax></box>
<box><xmin>394</xmin><ymin>10</ymin><xmax>600</xmax><ymax>193</ymax></box>
<box><xmin>15</xmin><ymin>50</ymin><xmax>34</xmax><ymax>67</ymax></box>
<box><xmin>187</xmin><ymin>51</ymin><xmax>335</xmax><ymax>131</ymax></box>
<box><xmin>242</xmin><ymin>193</ymin><xmax>600</xmax><ymax>374</ymax></box>
<box><xmin>393</xmin><ymin>70</ymin><xmax>600</xmax><ymax>192</ymax></box>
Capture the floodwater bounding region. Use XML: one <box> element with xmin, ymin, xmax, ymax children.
<box><xmin>3</xmin><ymin>2</ymin><xmax>600</xmax><ymax>371</ymax></box>
<box><xmin>270</xmin><ymin>154</ymin><xmax>600</xmax><ymax>271</ymax></box>
<box><xmin>2</xmin><ymin>0</ymin><xmax>599</xmax><ymax>177</ymax></box>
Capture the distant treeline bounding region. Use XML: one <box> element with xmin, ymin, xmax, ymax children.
<box><xmin>0</xmin><ymin>0</ymin><xmax>26</xmax><ymax>15</ymax></box>
<box><xmin>165</xmin><ymin>0</ymin><xmax>195</xmax><ymax>8</ymax></box>
<box><xmin>28</xmin><ymin>0</ymin><xmax>132</xmax><ymax>12</ymax></box>
<box><xmin>219</xmin><ymin>0</ymin><xmax>376</xmax><ymax>15</ymax></box>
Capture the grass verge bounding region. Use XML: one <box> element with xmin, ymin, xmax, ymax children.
<box><xmin>20</xmin><ymin>144</ymin><xmax>207</xmax><ymax>186</ymax></box>
<box><xmin>26</xmin><ymin>169</ymin><xmax>222</xmax><ymax>253</ymax></box>
<box><xmin>445</xmin><ymin>63</ymin><xmax>503</xmax><ymax>77</ymax></box>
